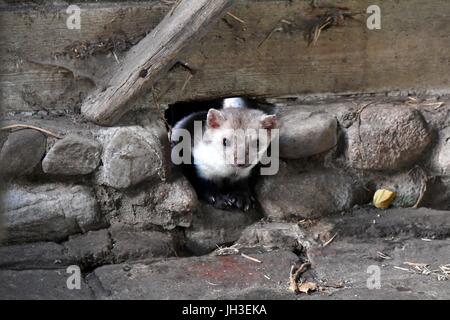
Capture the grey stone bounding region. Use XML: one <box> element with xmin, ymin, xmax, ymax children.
<box><xmin>346</xmin><ymin>106</ymin><xmax>431</xmax><ymax>170</ymax></box>
<box><xmin>422</xmin><ymin>176</ymin><xmax>450</xmax><ymax>210</ymax></box>
<box><xmin>153</xmin><ymin>177</ymin><xmax>197</xmax><ymax>228</ymax></box>
<box><xmin>321</xmin><ymin>207</ymin><xmax>450</xmax><ymax>240</ymax></box>
<box><xmin>0</xmin><ymin>131</ymin><xmax>8</xmax><ymax>149</ymax></box>
<box><xmin>89</xmin><ymin>250</ymin><xmax>298</xmax><ymax>299</ymax></box>
<box><xmin>0</xmin><ymin>242</ymin><xmax>74</xmax><ymax>270</ymax></box>
<box><xmin>0</xmin><ymin>269</ymin><xmax>94</xmax><ymax>300</ymax></box>
<box><xmin>110</xmin><ymin>228</ymin><xmax>176</xmax><ymax>262</ymax></box>
<box><xmin>99</xmin><ymin>127</ymin><xmax>168</xmax><ymax>189</ymax></box>
<box><xmin>63</xmin><ymin>229</ymin><xmax>112</xmax><ymax>267</ymax></box>
<box><xmin>1</xmin><ymin>183</ymin><xmax>101</xmax><ymax>243</ymax></box>
<box><xmin>366</xmin><ymin>171</ymin><xmax>424</xmax><ymax>208</ymax></box>
<box><xmin>113</xmin><ymin>175</ymin><xmax>197</xmax><ymax>230</ymax></box>
<box><xmin>42</xmin><ymin>135</ymin><xmax>101</xmax><ymax>175</ymax></box>
<box><xmin>185</xmin><ymin>204</ymin><xmax>260</xmax><ymax>255</ymax></box>
<box><xmin>0</xmin><ymin>228</ymin><xmax>178</xmax><ymax>270</ymax></box>
<box><xmin>255</xmin><ymin>163</ymin><xmax>369</xmax><ymax>220</ymax></box>
<box><xmin>303</xmin><ymin>288</ymin><xmax>437</xmax><ymax>300</ymax></box>
<box><xmin>434</xmin><ymin>127</ymin><xmax>450</xmax><ymax>174</ymax></box>
<box><xmin>308</xmin><ymin>239</ymin><xmax>450</xmax><ymax>299</ymax></box>
<box><xmin>236</xmin><ymin>222</ymin><xmax>308</xmax><ymax>251</ymax></box>
<box><xmin>0</xmin><ymin>129</ymin><xmax>46</xmax><ymax>177</ymax></box>
<box><xmin>280</xmin><ymin>112</ymin><xmax>337</xmax><ymax>159</ymax></box>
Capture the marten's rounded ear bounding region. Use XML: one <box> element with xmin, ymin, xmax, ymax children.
<box><xmin>260</xmin><ymin>114</ymin><xmax>277</xmax><ymax>129</ymax></box>
<box><xmin>207</xmin><ymin>109</ymin><xmax>225</xmax><ymax>128</ymax></box>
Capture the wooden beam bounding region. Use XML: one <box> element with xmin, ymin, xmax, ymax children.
<box><xmin>80</xmin><ymin>0</ymin><xmax>233</xmax><ymax>125</ymax></box>
<box><xmin>2</xmin><ymin>0</ymin><xmax>450</xmax><ymax>115</ymax></box>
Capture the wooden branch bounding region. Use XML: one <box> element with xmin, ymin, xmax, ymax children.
<box><xmin>81</xmin><ymin>0</ymin><xmax>233</xmax><ymax>126</ymax></box>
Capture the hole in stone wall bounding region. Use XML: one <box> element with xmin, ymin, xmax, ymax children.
<box><xmin>164</xmin><ymin>97</ymin><xmax>278</xmax><ymax>127</ymax></box>
<box><xmin>165</xmin><ymin>97</ymin><xmax>278</xmax><ymax>213</ymax></box>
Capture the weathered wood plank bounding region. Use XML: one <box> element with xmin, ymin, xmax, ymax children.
<box><xmin>1</xmin><ymin>0</ymin><xmax>449</xmax><ymax>114</ymax></box>
<box><xmin>0</xmin><ymin>1</ymin><xmax>171</xmax><ymax>113</ymax></box>
<box><xmin>81</xmin><ymin>0</ymin><xmax>234</xmax><ymax>125</ymax></box>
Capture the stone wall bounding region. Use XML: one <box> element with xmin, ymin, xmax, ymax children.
<box><xmin>1</xmin><ymin>92</ymin><xmax>450</xmax><ymax>259</ymax></box>
<box><xmin>1</xmin><ymin>0</ymin><xmax>450</xmax><ymax>298</ymax></box>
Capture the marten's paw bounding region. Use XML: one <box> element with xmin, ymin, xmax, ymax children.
<box><xmin>204</xmin><ymin>192</ymin><xmax>228</xmax><ymax>210</ymax></box>
<box><xmin>206</xmin><ymin>192</ymin><xmax>254</xmax><ymax>212</ymax></box>
<box><xmin>227</xmin><ymin>192</ymin><xmax>255</xmax><ymax>212</ymax></box>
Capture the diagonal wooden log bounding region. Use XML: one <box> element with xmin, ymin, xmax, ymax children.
<box><xmin>81</xmin><ymin>0</ymin><xmax>233</xmax><ymax>126</ymax></box>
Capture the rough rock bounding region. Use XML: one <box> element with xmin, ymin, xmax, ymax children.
<box><xmin>0</xmin><ymin>129</ymin><xmax>46</xmax><ymax>177</ymax></box>
<box><xmin>112</xmin><ymin>175</ymin><xmax>197</xmax><ymax>230</ymax></box>
<box><xmin>0</xmin><ymin>242</ymin><xmax>74</xmax><ymax>270</ymax></box>
<box><xmin>0</xmin><ymin>269</ymin><xmax>94</xmax><ymax>300</ymax></box>
<box><xmin>308</xmin><ymin>239</ymin><xmax>450</xmax><ymax>299</ymax></box>
<box><xmin>434</xmin><ymin>127</ymin><xmax>450</xmax><ymax>174</ymax></box>
<box><xmin>321</xmin><ymin>207</ymin><xmax>450</xmax><ymax>240</ymax></box>
<box><xmin>236</xmin><ymin>222</ymin><xmax>308</xmax><ymax>251</ymax></box>
<box><xmin>280</xmin><ymin>112</ymin><xmax>337</xmax><ymax>159</ymax></box>
<box><xmin>346</xmin><ymin>106</ymin><xmax>431</xmax><ymax>170</ymax></box>
<box><xmin>110</xmin><ymin>229</ymin><xmax>176</xmax><ymax>262</ymax></box>
<box><xmin>89</xmin><ymin>250</ymin><xmax>298</xmax><ymax>299</ymax></box>
<box><xmin>1</xmin><ymin>183</ymin><xmax>101</xmax><ymax>243</ymax></box>
<box><xmin>63</xmin><ymin>229</ymin><xmax>112</xmax><ymax>267</ymax></box>
<box><xmin>99</xmin><ymin>127</ymin><xmax>168</xmax><ymax>189</ymax></box>
<box><xmin>422</xmin><ymin>176</ymin><xmax>450</xmax><ymax>210</ymax></box>
<box><xmin>42</xmin><ymin>135</ymin><xmax>101</xmax><ymax>175</ymax></box>
<box><xmin>365</xmin><ymin>171</ymin><xmax>424</xmax><ymax>208</ymax></box>
<box><xmin>255</xmin><ymin>163</ymin><xmax>369</xmax><ymax>220</ymax></box>
<box><xmin>0</xmin><ymin>131</ymin><xmax>8</xmax><ymax>149</ymax></box>
<box><xmin>185</xmin><ymin>204</ymin><xmax>260</xmax><ymax>255</ymax></box>
<box><xmin>152</xmin><ymin>176</ymin><xmax>198</xmax><ymax>229</ymax></box>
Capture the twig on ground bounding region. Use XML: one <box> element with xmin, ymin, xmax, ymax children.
<box><xmin>214</xmin><ymin>244</ymin><xmax>240</xmax><ymax>256</ymax></box>
<box><xmin>393</xmin><ymin>266</ymin><xmax>411</xmax><ymax>272</ymax></box>
<box><xmin>377</xmin><ymin>251</ymin><xmax>392</xmax><ymax>260</ymax></box>
<box><xmin>423</xmin><ymin>102</ymin><xmax>445</xmax><ymax>110</ymax></box>
<box><xmin>241</xmin><ymin>253</ymin><xmax>262</xmax><ymax>264</ymax></box>
<box><xmin>322</xmin><ymin>233</ymin><xmax>338</xmax><ymax>247</ymax></box>
<box><xmin>289</xmin><ymin>262</ymin><xmax>311</xmax><ymax>293</ymax></box>
<box><xmin>396</xmin><ymin>262</ymin><xmax>450</xmax><ymax>281</ymax></box>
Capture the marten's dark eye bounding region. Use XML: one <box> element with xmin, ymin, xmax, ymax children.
<box><xmin>223</xmin><ymin>138</ymin><xmax>228</xmax><ymax>147</ymax></box>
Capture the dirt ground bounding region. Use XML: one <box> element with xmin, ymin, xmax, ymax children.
<box><xmin>1</xmin><ymin>206</ymin><xmax>449</xmax><ymax>300</ymax></box>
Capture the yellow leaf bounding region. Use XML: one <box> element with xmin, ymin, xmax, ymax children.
<box><xmin>298</xmin><ymin>282</ymin><xmax>317</xmax><ymax>294</ymax></box>
<box><xmin>373</xmin><ymin>189</ymin><xmax>396</xmax><ymax>209</ymax></box>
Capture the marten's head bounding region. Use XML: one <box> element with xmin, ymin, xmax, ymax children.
<box><xmin>194</xmin><ymin>107</ymin><xmax>277</xmax><ymax>181</ymax></box>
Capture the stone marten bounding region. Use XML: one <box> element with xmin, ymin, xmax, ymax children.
<box><xmin>170</xmin><ymin>98</ymin><xmax>277</xmax><ymax>211</ymax></box>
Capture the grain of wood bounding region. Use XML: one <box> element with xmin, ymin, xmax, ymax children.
<box><xmin>1</xmin><ymin>0</ymin><xmax>450</xmax><ymax>114</ymax></box>
<box><xmin>80</xmin><ymin>0</ymin><xmax>233</xmax><ymax>125</ymax></box>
